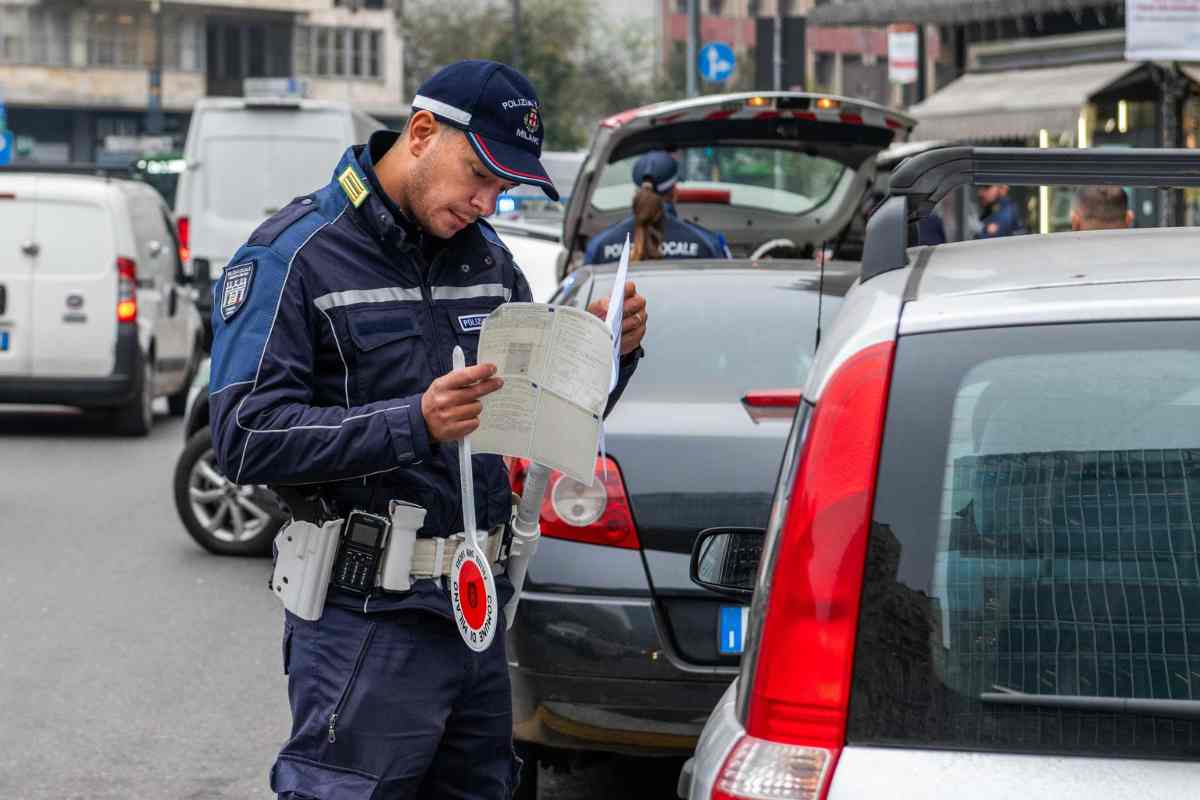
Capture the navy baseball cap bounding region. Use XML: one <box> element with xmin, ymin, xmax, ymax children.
<box><xmin>411</xmin><ymin>60</ymin><xmax>559</xmax><ymax>201</ymax></box>
<box><xmin>632</xmin><ymin>151</ymin><xmax>678</xmax><ymax>195</ymax></box>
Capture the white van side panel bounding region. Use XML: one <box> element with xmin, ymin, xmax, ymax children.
<box><xmin>830</xmin><ymin>746</ymin><xmax>1200</xmax><ymax>800</ymax></box>
<box><xmin>30</xmin><ymin>189</ymin><xmax>118</xmax><ymax>378</ymax></box>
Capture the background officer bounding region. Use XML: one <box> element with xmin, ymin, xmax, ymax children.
<box><xmin>584</xmin><ymin>150</ymin><xmax>731</xmax><ymax>263</ymax></box>
<box><xmin>208</xmin><ymin>59</ymin><xmax>647</xmax><ymax>799</ymax></box>
<box><xmin>975</xmin><ymin>183</ymin><xmax>1027</xmax><ymax>238</ymax></box>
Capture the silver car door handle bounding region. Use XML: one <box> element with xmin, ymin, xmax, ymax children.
<box><xmin>20</xmin><ymin>241</ymin><xmax>39</xmax><ymax>257</ymax></box>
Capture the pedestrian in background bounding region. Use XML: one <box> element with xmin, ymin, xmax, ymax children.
<box><xmin>207</xmin><ymin>59</ymin><xmax>647</xmax><ymax>800</ymax></box>
<box><xmin>975</xmin><ymin>184</ymin><xmax>1026</xmax><ymax>238</ymax></box>
<box><xmin>585</xmin><ymin>150</ymin><xmax>731</xmax><ymax>263</ymax></box>
<box><xmin>1072</xmin><ymin>186</ymin><xmax>1133</xmax><ymax>231</ymax></box>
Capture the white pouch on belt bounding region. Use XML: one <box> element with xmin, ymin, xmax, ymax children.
<box><xmin>271</xmin><ymin>518</ymin><xmax>342</xmax><ymax>621</ymax></box>
<box><xmin>381</xmin><ymin>500</ymin><xmax>426</xmax><ymax>592</ymax></box>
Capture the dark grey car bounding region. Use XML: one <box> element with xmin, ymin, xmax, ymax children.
<box><xmin>506</xmin><ymin>260</ymin><xmax>854</xmax><ymax>786</ymax></box>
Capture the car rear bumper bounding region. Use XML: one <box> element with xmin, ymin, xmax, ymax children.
<box><xmin>508</xmin><ymin>589</ymin><xmax>734</xmax><ymax>756</ymax></box>
<box><xmin>0</xmin><ymin>326</ymin><xmax>139</xmax><ymax>408</ymax></box>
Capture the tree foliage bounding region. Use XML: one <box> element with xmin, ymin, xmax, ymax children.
<box><xmin>402</xmin><ymin>0</ymin><xmax>669</xmax><ymax>150</ymax></box>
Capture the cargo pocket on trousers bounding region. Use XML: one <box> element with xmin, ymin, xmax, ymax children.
<box><xmin>271</xmin><ymin>754</ymin><xmax>379</xmax><ymax>800</ymax></box>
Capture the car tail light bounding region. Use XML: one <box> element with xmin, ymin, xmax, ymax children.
<box><xmin>718</xmin><ymin>342</ymin><xmax>895</xmax><ymax>800</ymax></box>
<box><xmin>116</xmin><ymin>257</ymin><xmax>138</xmax><ymax>323</ymax></box>
<box><xmin>742</xmin><ymin>389</ymin><xmax>801</xmax><ymax>423</ymax></box>
<box><xmin>176</xmin><ymin>215</ymin><xmax>190</xmax><ymax>263</ymax></box>
<box><xmin>506</xmin><ymin>456</ymin><xmax>640</xmax><ymax>549</ymax></box>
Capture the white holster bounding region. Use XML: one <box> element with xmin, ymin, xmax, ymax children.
<box><xmin>271</xmin><ymin>518</ymin><xmax>342</xmax><ymax>621</ymax></box>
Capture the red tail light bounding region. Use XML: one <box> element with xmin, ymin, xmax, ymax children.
<box><xmin>507</xmin><ymin>456</ymin><xmax>640</xmax><ymax>549</ymax></box>
<box><xmin>717</xmin><ymin>342</ymin><xmax>895</xmax><ymax>800</ymax></box>
<box><xmin>742</xmin><ymin>389</ymin><xmax>802</xmax><ymax>423</ymax></box>
<box><xmin>176</xmin><ymin>215</ymin><xmax>190</xmax><ymax>263</ymax></box>
<box><xmin>116</xmin><ymin>257</ymin><xmax>137</xmax><ymax>323</ymax></box>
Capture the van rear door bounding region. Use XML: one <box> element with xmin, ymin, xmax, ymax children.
<box><xmin>188</xmin><ymin>107</ymin><xmax>349</xmax><ymax>274</ymax></box>
<box><xmin>30</xmin><ymin>181</ymin><xmax>117</xmax><ymax>378</ymax></box>
<box><xmin>0</xmin><ymin>175</ymin><xmax>37</xmax><ymax>377</ymax></box>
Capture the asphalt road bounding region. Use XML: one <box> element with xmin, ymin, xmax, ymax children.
<box><xmin>0</xmin><ymin>405</ymin><xmax>687</xmax><ymax>799</ymax></box>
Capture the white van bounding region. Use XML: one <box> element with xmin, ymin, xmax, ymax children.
<box><xmin>174</xmin><ymin>98</ymin><xmax>382</xmax><ymax>338</ymax></box>
<box><xmin>0</xmin><ymin>167</ymin><xmax>204</xmax><ymax>435</ymax></box>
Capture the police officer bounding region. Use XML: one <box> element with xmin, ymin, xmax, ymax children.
<box><xmin>975</xmin><ymin>184</ymin><xmax>1026</xmax><ymax>238</ymax></box>
<box><xmin>584</xmin><ymin>150</ymin><xmax>731</xmax><ymax>263</ymax></box>
<box><xmin>208</xmin><ymin>60</ymin><xmax>647</xmax><ymax>799</ymax></box>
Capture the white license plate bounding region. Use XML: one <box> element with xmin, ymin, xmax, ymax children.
<box><xmin>718</xmin><ymin>605</ymin><xmax>750</xmax><ymax>655</ymax></box>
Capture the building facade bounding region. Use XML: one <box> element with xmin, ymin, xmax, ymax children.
<box><xmin>0</xmin><ymin>0</ymin><xmax>405</xmax><ymax>164</ymax></box>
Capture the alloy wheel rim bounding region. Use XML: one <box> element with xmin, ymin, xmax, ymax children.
<box><xmin>188</xmin><ymin>448</ymin><xmax>274</xmax><ymax>544</ymax></box>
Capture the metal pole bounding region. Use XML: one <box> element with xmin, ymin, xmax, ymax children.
<box><xmin>773</xmin><ymin>0</ymin><xmax>782</xmax><ymax>90</ymax></box>
<box><xmin>686</xmin><ymin>0</ymin><xmax>698</xmax><ymax>97</ymax></box>
<box><xmin>511</xmin><ymin>0</ymin><xmax>522</xmax><ymax>71</ymax></box>
<box><xmin>147</xmin><ymin>0</ymin><xmax>164</xmax><ymax>135</ymax></box>
<box><xmin>1156</xmin><ymin>64</ymin><xmax>1186</xmax><ymax>227</ymax></box>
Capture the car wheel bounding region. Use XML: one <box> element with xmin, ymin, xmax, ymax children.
<box><xmin>167</xmin><ymin>339</ymin><xmax>200</xmax><ymax>417</ymax></box>
<box><xmin>114</xmin><ymin>351</ymin><xmax>154</xmax><ymax>436</ymax></box>
<box><xmin>173</xmin><ymin>427</ymin><xmax>286</xmax><ymax>556</ymax></box>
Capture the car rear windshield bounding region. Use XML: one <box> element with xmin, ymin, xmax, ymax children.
<box><xmin>591</xmin><ymin>146</ymin><xmax>848</xmax><ymax>216</ymax></box>
<box><xmin>849</xmin><ymin>321</ymin><xmax>1200</xmax><ymax>760</ymax></box>
<box><xmin>588</xmin><ymin>270</ymin><xmax>843</xmax><ymax>402</ymax></box>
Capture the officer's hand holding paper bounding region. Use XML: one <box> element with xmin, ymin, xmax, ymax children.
<box><xmin>473</xmin><ymin>236</ymin><xmax>643</xmax><ymax>484</ymax></box>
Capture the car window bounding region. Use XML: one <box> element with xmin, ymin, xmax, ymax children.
<box><xmin>591</xmin><ymin>146</ymin><xmax>849</xmax><ymax>216</ymax></box>
<box><xmin>850</xmin><ymin>321</ymin><xmax>1200</xmax><ymax>760</ymax></box>
<box><xmin>588</xmin><ymin>271</ymin><xmax>842</xmax><ymax>402</ymax></box>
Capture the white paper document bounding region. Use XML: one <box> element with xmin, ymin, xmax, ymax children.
<box><xmin>604</xmin><ymin>235</ymin><xmax>631</xmax><ymax>391</ymax></box>
<box><xmin>473</xmin><ymin>303</ymin><xmax>612</xmax><ymax>485</ymax></box>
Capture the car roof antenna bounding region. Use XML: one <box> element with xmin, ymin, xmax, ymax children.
<box><xmin>815</xmin><ymin>240</ymin><xmax>827</xmax><ymax>352</ymax></box>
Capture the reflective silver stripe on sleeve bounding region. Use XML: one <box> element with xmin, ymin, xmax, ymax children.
<box><xmin>430</xmin><ymin>284</ymin><xmax>511</xmax><ymax>302</ymax></box>
<box><xmin>411</xmin><ymin>95</ymin><xmax>472</xmax><ymax>126</ymax></box>
<box><xmin>313</xmin><ymin>286</ymin><xmax>424</xmax><ymax>311</ymax></box>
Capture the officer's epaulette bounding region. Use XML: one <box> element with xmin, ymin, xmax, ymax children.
<box><xmin>247</xmin><ymin>196</ymin><xmax>320</xmax><ymax>249</ymax></box>
<box><xmin>475</xmin><ymin>218</ymin><xmax>513</xmax><ymax>258</ymax></box>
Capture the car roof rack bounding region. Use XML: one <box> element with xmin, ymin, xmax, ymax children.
<box><xmin>862</xmin><ymin>146</ymin><xmax>1200</xmax><ymax>283</ymax></box>
<box><xmin>0</xmin><ymin>163</ymin><xmax>134</xmax><ymax>178</ymax></box>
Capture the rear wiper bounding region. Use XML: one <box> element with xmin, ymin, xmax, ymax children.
<box><xmin>981</xmin><ymin>685</ymin><xmax>1200</xmax><ymax>719</ymax></box>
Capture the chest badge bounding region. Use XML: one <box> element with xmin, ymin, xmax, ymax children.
<box><xmin>458</xmin><ymin>314</ymin><xmax>487</xmax><ymax>333</ymax></box>
<box><xmin>220</xmin><ymin>260</ymin><xmax>255</xmax><ymax>321</ymax></box>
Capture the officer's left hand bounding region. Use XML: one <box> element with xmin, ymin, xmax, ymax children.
<box><xmin>588</xmin><ymin>281</ymin><xmax>647</xmax><ymax>356</ymax></box>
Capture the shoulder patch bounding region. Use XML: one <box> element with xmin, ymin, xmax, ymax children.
<box><xmin>338</xmin><ymin>167</ymin><xmax>369</xmax><ymax>207</ymax></box>
<box><xmin>246</xmin><ymin>198</ymin><xmax>320</xmax><ymax>248</ymax></box>
<box><xmin>219</xmin><ymin>260</ymin><xmax>256</xmax><ymax>321</ymax></box>
<box><xmin>475</xmin><ymin>219</ymin><xmax>513</xmax><ymax>258</ymax></box>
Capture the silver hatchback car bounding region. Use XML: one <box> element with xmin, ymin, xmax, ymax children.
<box><xmin>682</xmin><ymin>147</ymin><xmax>1200</xmax><ymax>799</ymax></box>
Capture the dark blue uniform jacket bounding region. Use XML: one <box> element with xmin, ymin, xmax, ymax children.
<box><xmin>209</xmin><ymin>131</ymin><xmax>639</xmax><ymax>616</ymax></box>
<box><xmin>583</xmin><ymin>206</ymin><xmax>730</xmax><ymax>264</ymax></box>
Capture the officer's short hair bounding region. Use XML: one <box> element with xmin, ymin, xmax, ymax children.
<box><xmin>1075</xmin><ymin>186</ymin><xmax>1128</xmax><ymax>226</ymax></box>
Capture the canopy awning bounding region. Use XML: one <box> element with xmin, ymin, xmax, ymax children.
<box><xmin>908</xmin><ymin>61</ymin><xmax>1139</xmax><ymax>142</ymax></box>
<box><xmin>809</xmin><ymin>0</ymin><xmax>1115</xmax><ymax>27</ymax></box>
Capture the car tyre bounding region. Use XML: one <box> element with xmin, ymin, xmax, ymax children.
<box><xmin>113</xmin><ymin>350</ymin><xmax>154</xmax><ymax>436</ymax></box>
<box><xmin>174</xmin><ymin>427</ymin><xmax>286</xmax><ymax>556</ymax></box>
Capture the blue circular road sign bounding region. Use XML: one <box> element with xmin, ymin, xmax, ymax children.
<box><xmin>698</xmin><ymin>42</ymin><xmax>736</xmax><ymax>83</ymax></box>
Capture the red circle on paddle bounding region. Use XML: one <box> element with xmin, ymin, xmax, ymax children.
<box><xmin>460</xmin><ymin>559</ymin><xmax>488</xmax><ymax>630</ymax></box>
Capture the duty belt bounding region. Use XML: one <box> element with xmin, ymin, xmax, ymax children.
<box><xmin>407</xmin><ymin>526</ymin><xmax>507</xmax><ymax>579</ymax></box>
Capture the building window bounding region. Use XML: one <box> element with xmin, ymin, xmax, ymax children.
<box><xmin>300</xmin><ymin>25</ymin><xmax>382</xmax><ymax>80</ymax></box>
<box><xmin>708</xmin><ymin>0</ymin><xmax>724</xmax><ymax>14</ymax></box>
<box><xmin>88</xmin><ymin>10</ymin><xmax>143</xmax><ymax>69</ymax></box>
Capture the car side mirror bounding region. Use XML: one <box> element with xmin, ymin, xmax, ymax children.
<box><xmin>689</xmin><ymin>527</ymin><xmax>764</xmax><ymax>600</ymax></box>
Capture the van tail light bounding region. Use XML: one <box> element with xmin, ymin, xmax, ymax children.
<box><xmin>116</xmin><ymin>257</ymin><xmax>138</xmax><ymax>323</ymax></box>
<box><xmin>176</xmin><ymin>215</ymin><xmax>190</xmax><ymax>263</ymax></box>
<box><xmin>742</xmin><ymin>389</ymin><xmax>801</xmax><ymax>423</ymax></box>
<box><xmin>718</xmin><ymin>342</ymin><xmax>895</xmax><ymax>800</ymax></box>
<box><xmin>506</xmin><ymin>456</ymin><xmax>640</xmax><ymax>549</ymax></box>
